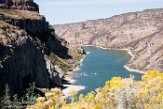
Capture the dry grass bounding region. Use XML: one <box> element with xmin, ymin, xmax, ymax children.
<box><xmin>0</xmin><ymin>8</ymin><xmax>42</xmax><ymax>19</ymax></box>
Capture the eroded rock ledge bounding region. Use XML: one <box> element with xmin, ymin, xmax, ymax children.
<box><xmin>0</xmin><ymin>0</ymin><xmax>39</xmax><ymax>12</ymax></box>
<box><xmin>54</xmin><ymin>8</ymin><xmax>163</xmax><ymax>72</ymax></box>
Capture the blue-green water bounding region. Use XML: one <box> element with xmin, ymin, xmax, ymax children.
<box><xmin>72</xmin><ymin>46</ymin><xmax>143</xmax><ymax>95</ymax></box>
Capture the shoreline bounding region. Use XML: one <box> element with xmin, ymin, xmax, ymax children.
<box><xmin>62</xmin><ymin>54</ymin><xmax>86</xmax><ymax>98</ymax></box>
<box><xmin>83</xmin><ymin>44</ymin><xmax>145</xmax><ymax>74</ymax></box>
<box><xmin>124</xmin><ymin>65</ymin><xmax>144</xmax><ymax>74</ymax></box>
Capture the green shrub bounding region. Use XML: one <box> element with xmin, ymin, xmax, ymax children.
<box><xmin>48</xmin><ymin>53</ymin><xmax>72</xmax><ymax>73</ymax></box>
<box><xmin>0</xmin><ymin>83</ymin><xmax>39</xmax><ymax>109</ymax></box>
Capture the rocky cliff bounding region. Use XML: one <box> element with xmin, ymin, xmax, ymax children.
<box><xmin>54</xmin><ymin>8</ymin><xmax>163</xmax><ymax>72</ymax></box>
<box><xmin>0</xmin><ymin>0</ymin><xmax>81</xmax><ymax>97</ymax></box>
<box><xmin>0</xmin><ymin>0</ymin><xmax>39</xmax><ymax>12</ymax></box>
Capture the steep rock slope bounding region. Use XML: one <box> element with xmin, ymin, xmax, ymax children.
<box><xmin>54</xmin><ymin>8</ymin><xmax>163</xmax><ymax>72</ymax></box>
<box><xmin>0</xmin><ymin>0</ymin><xmax>39</xmax><ymax>12</ymax></box>
<box><xmin>0</xmin><ymin>22</ymin><xmax>51</xmax><ymax>95</ymax></box>
<box><xmin>0</xmin><ymin>0</ymin><xmax>80</xmax><ymax>96</ymax></box>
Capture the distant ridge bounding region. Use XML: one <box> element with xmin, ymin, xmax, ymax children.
<box><xmin>54</xmin><ymin>8</ymin><xmax>163</xmax><ymax>72</ymax></box>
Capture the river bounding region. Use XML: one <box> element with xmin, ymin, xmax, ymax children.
<box><xmin>70</xmin><ymin>46</ymin><xmax>142</xmax><ymax>95</ymax></box>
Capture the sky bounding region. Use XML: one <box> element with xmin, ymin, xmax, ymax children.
<box><xmin>35</xmin><ymin>0</ymin><xmax>163</xmax><ymax>24</ymax></box>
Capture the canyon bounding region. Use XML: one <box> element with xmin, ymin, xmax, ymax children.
<box><xmin>0</xmin><ymin>0</ymin><xmax>83</xmax><ymax>96</ymax></box>
<box><xmin>54</xmin><ymin>8</ymin><xmax>163</xmax><ymax>72</ymax></box>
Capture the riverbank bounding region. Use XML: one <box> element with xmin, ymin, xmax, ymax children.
<box><xmin>83</xmin><ymin>45</ymin><xmax>145</xmax><ymax>74</ymax></box>
<box><xmin>62</xmin><ymin>73</ymin><xmax>85</xmax><ymax>98</ymax></box>
<box><xmin>62</xmin><ymin>54</ymin><xmax>86</xmax><ymax>97</ymax></box>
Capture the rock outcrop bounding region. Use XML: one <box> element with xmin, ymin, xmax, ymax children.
<box><xmin>0</xmin><ymin>23</ymin><xmax>50</xmax><ymax>95</ymax></box>
<box><xmin>0</xmin><ymin>0</ymin><xmax>39</xmax><ymax>12</ymax></box>
<box><xmin>54</xmin><ymin>8</ymin><xmax>163</xmax><ymax>72</ymax></box>
<box><xmin>0</xmin><ymin>0</ymin><xmax>78</xmax><ymax>97</ymax></box>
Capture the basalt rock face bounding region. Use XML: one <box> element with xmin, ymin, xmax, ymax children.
<box><xmin>0</xmin><ymin>0</ymin><xmax>71</xmax><ymax>96</ymax></box>
<box><xmin>0</xmin><ymin>10</ymin><xmax>48</xmax><ymax>34</ymax></box>
<box><xmin>0</xmin><ymin>9</ymin><xmax>71</xmax><ymax>58</ymax></box>
<box><xmin>0</xmin><ymin>26</ymin><xmax>50</xmax><ymax>95</ymax></box>
<box><xmin>54</xmin><ymin>8</ymin><xmax>163</xmax><ymax>72</ymax></box>
<box><xmin>0</xmin><ymin>0</ymin><xmax>39</xmax><ymax>12</ymax></box>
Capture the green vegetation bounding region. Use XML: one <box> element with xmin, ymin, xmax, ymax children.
<box><xmin>34</xmin><ymin>37</ymin><xmax>47</xmax><ymax>49</ymax></box>
<box><xmin>0</xmin><ymin>85</ymin><xmax>12</xmax><ymax>109</ymax></box>
<box><xmin>34</xmin><ymin>36</ymin><xmax>72</xmax><ymax>73</ymax></box>
<box><xmin>0</xmin><ymin>83</ymin><xmax>39</xmax><ymax>109</ymax></box>
<box><xmin>48</xmin><ymin>53</ymin><xmax>72</xmax><ymax>73</ymax></box>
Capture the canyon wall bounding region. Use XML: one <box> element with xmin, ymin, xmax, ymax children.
<box><xmin>0</xmin><ymin>0</ymin><xmax>39</xmax><ymax>12</ymax></box>
<box><xmin>54</xmin><ymin>8</ymin><xmax>163</xmax><ymax>72</ymax></box>
<box><xmin>0</xmin><ymin>0</ymin><xmax>82</xmax><ymax>96</ymax></box>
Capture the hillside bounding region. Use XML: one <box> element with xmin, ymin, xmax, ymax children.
<box><xmin>54</xmin><ymin>8</ymin><xmax>163</xmax><ymax>72</ymax></box>
<box><xmin>0</xmin><ymin>0</ymin><xmax>83</xmax><ymax>97</ymax></box>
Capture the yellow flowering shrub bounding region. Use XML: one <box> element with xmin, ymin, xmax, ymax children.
<box><xmin>27</xmin><ymin>70</ymin><xmax>163</xmax><ymax>109</ymax></box>
<box><xmin>144</xmin><ymin>92</ymin><xmax>163</xmax><ymax>109</ymax></box>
